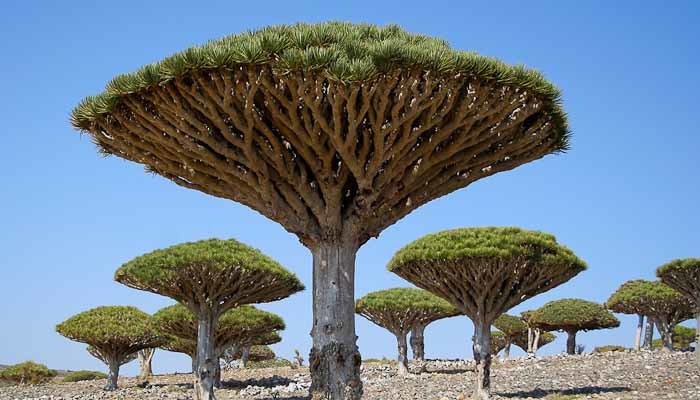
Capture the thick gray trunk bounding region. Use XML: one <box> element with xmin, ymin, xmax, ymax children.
<box><xmin>104</xmin><ymin>360</ymin><xmax>119</xmax><ymax>391</ymax></box>
<box><xmin>138</xmin><ymin>348</ymin><xmax>155</xmax><ymax>380</ymax></box>
<box><xmin>410</xmin><ymin>323</ymin><xmax>426</xmax><ymax>361</ymax></box>
<box><xmin>472</xmin><ymin>320</ymin><xmax>492</xmax><ymax>400</ymax></box>
<box><xmin>526</xmin><ymin>328</ymin><xmax>534</xmax><ymax>355</ymax></box>
<box><xmin>643</xmin><ymin>316</ymin><xmax>655</xmax><ymax>350</ymax></box>
<box><xmin>566</xmin><ymin>330</ymin><xmax>577</xmax><ymax>355</ymax></box>
<box><xmin>634</xmin><ymin>314</ymin><xmax>644</xmax><ymax>351</ymax></box>
<box><xmin>191</xmin><ymin>356</ymin><xmax>197</xmax><ymax>374</ymax></box>
<box><xmin>213</xmin><ymin>358</ymin><xmax>222</xmax><ymax>388</ymax></box>
<box><xmin>194</xmin><ymin>311</ymin><xmax>218</xmax><ymax>400</ymax></box>
<box><xmin>533</xmin><ymin>329</ymin><xmax>541</xmax><ymax>355</ymax></box>
<box><xmin>696</xmin><ymin>312</ymin><xmax>700</xmax><ymax>367</ymax></box>
<box><xmin>396</xmin><ymin>332</ymin><xmax>409</xmax><ymax>375</ymax></box>
<box><xmin>654</xmin><ymin>319</ymin><xmax>673</xmax><ymax>351</ymax></box>
<box><xmin>241</xmin><ymin>346</ymin><xmax>250</xmax><ymax>368</ymax></box>
<box><xmin>309</xmin><ymin>241</ymin><xmax>362</xmax><ymax>400</ymax></box>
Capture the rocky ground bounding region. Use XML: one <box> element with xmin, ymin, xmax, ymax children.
<box><xmin>0</xmin><ymin>351</ymin><xmax>696</xmax><ymax>399</ymax></box>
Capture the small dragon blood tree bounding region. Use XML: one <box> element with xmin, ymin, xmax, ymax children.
<box><xmin>409</xmin><ymin>300</ymin><xmax>460</xmax><ymax>361</ymax></box>
<box><xmin>606</xmin><ymin>280</ymin><xmax>693</xmax><ymax>351</ymax></box>
<box><xmin>227</xmin><ymin>331</ymin><xmax>283</xmax><ymax>368</ymax></box>
<box><xmin>117</xmin><ymin>239</ymin><xmax>302</xmax><ymax>399</ymax></box>
<box><xmin>56</xmin><ymin>306</ymin><xmax>164</xmax><ymax>391</ymax></box>
<box><xmin>355</xmin><ymin>288</ymin><xmax>457</xmax><ymax>374</ymax></box>
<box><xmin>71</xmin><ymin>21</ymin><xmax>573</xmax><ymax>400</ymax></box>
<box><xmin>389</xmin><ymin>227</ymin><xmax>585</xmax><ymax>399</ymax></box>
<box><xmin>529</xmin><ymin>299</ymin><xmax>619</xmax><ymax>355</ymax></box>
<box><xmin>493</xmin><ymin>314</ymin><xmax>528</xmax><ymax>359</ymax></box>
<box><xmin>657</xmin><ymin>258</ymin><xmax>700</xmax><ymax>364</ymax></box>
<box><xmin>512</xmin><ymin>330</ymin><xmax>555</xmax><ymax>355</ymax></box>
<box><xmin>490</xmin><ymin>331</ymin><xmax>507</xmax><ymax>356</ymax></box>
<box><xmin>153</xmin><ymin>302</ymin><xmax>285</xmax><ymax>387</ymax></box>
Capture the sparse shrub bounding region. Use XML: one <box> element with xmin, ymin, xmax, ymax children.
<box><xmin>0</xmin><ymin>361</ymin><xmax>57</xmax><ymax>385</ymax></box>
<box><xmin>63</xmin><ymin>370</ymin><xmax>108</xmax><ymax>382</ymax></box>
<box><xmin>247</xmin><ymin>358</ymin><xmax>293</xmax><ymax>369</ymax></box>
<box><xmin>593</xmin><ymin>345</ymin><xmax>626</xmax><ymax>353</ymax></box>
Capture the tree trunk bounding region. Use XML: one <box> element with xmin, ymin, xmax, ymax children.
<box><xmin>654</xmin><ymin>319</ymin><xmax>673</xmax><ymax>351</ymax></box>
<box><xmin>472</xmin><ymin>320</ymin><xmax>492</xmax><ymax>400</ymax></box>
<box><xmin>241</xmin><ymin>346</ymin><xmax>250</xmax><ymax>368</ymax></box>
<box><xmin>410</xmin><ymin>323</ymin><xmax>426</xmax><ymax>361</ymax></box>
<box><xmin>396</xmin><ymin>332</ymin><xmax>409</xmax><ymax>375</ymax></box>
<box><xmin>566</xmin><ymin>330</ymin><xmax>577</xmax><ymax>355</ymax></box>
<box><xmin>191</xmin><ymin>356</ymin><xmax>197</xmax><ymax>374</ymax></box>
<box><xmin>502</xmin><ymin>340</ymin><xmax>511</xmax><ymax>360</ymax></box>
<box><xmin>643</xmin><ymin>316</ymin><xmax>655</xmax><ymax>350</ymax></box>
<box><xmin>104</xmin><ymin>359</ymin><xmax>119</xmax><ymax>391</ymax></box>
<box><xmin>533</xmin><ymin>329</ymin><xmax>541</xmax><ymax>355</ymax></box>
<box><xmin>138</xmin><ymin>348</ymin><xmax>155</xmax><ymax>380</ymax></box>
<box><xmin>526</xmin><ymin>328</ymin><xmax>534</xmax><ymax>355</ymax></box>
<box><xmin>696</xmin><ymin>312</ymin><xmax>700</xmax><ymax>367</ymax></box>
<box><xmin>213</xmin><ymin>358</ymin><xmax>222</xmax><ymax>388</ymax></box>
<box><xmin>194</xmin><ymin>311</ymin><xmax>218</xmax><ymax>400</ymax></box>
<box><xmin>309</xmin><ymin>241</ymin><xmax>362</xmax><ymax>400</ymax></box>
<box><xmin>634</xmin><ymin>314</ymin><xmax>644</xmax><ymax>351</ymax></box>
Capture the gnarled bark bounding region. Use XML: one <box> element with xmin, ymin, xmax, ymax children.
<box><xmin>194</xmin><ymin>312</ymin><xmax>218</xmax><ymax>400</ymax></box>
<box><xmin>565</xmin><ymin>329</ymin><xmax>577</xmax><ymax>355</ymax></box>
<box><xmin>533</xmin><ymin>329</ymin><xmax>541</xmax><ymax>355</ymax></box>
<box><xmin>410</xmin><ymin>323</ymin><xmax>426</xmax><ymax>361</ymax></box>
<box><xmin>472</xmin><ymin>320</ymin><xmax>492</xmax><ymax>400</ymax></box>
<box><xmin>105</xmin><ymin>359</ymin><xmax>119</xmax><ymax>391</ymax></box>
<box><xmin>634</xmin><ymin>314</ymin><xmax>644</xmax><ymax>351</ymax></box>
<box><xmin>309</xmin><ymin>242</ymin><xmax>362</xmax><ymax>400</ymax></box>
<box><xmin>654</xmin><ymin>318</ymin><xmax>674</xmax><ymax>351</ymax></box>
<box><xmin>138</xmin><ymin>348</ymin><xmax>155</xmax><ymax>380</ymax></box>
<box><xmin>396</xmin><ymin>333</ymin><xmax>409</xmax><ymax>375</ymax></box>
<box><xmin>240</xmin><ymin>346</ymin><xmax>250</xmax><ymax>368</ymax></box>
<box><xmin>643</xmin><ymin>317</ymin><xmax>655</xmax><ymax>350</ymax></box>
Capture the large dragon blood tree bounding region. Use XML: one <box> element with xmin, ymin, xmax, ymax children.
<box><xmin>56</xmin><ymin>306</ymin><xmax>165</xmax><ymax>391</ymax></box>
<box><xmin>657</xmin><ymin>258</ymin><xmax>700</xmax><ymax>364</ymax></box>
<box><xmin>528</xmin><ymin>299</ymin><xmax>619</xmax><ymax>355</ymax></box>
<box><xmin>71</xmin><ymin>22</ymin><xmax>571</xmax><ymax>399</ymax></box>
<box><xmin>606</xmin><ymin>279</ymin><xmax>693</xmax><ymax>351</ymax></box>
<box><xmin>355</xmin><ymin>287</ymin><xmax>458</xmax><ymax>374</ymax></box>
<box><xmin>116</xmin><ymin>239</ymin><xmax>303</xmax><ymax>399</ymax></box>
<box><xmin>389</xmin><ymin>227</ymin><xmax>585</xmax><ymax>399</ymax></box>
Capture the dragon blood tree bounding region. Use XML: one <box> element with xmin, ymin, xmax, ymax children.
<box><xmin>389</xmin><ymin>227</ymin><xmax>585</xmax><ymax>399</ymax></box>
<box><xmin>117</xmin><ymin>239</ymin><xmax>302</xmax><ymax>399</ymax></box>
<box><xmin>529</xmin><ymin>299</ymin><xmax>619</xmax><ymax>355</ymax></box>
<box><xmin>226</xmin><ymin>330</ymin><xmax>283</xmax><ymax>368</ymax></box>
<box><xmin>657</xmin><ymin>258</ymin><xmax>700</xmax><ymax>363</ymax></box>
<box><xmin>493</xmin><ymin>314</ymin><xmax>527</xmax><ymax>359</ymax></box>
<box><xmin>490</xmin><ymin>331</ymin><xmax>507</xmax><ymax>356</ymax></box>
<box><xmin>56</xmin><ymin>306</ymin><xmax>164</xmax><ymax>391</ymax></box>
<box><xmin>409</xmin><ymin>300</ymin><xmax>460</xmax><ymax>361</ymax></box>
<box><xmin>355</xmin><ymin>288</ymin><xmax>457</xmax><ymax>374</ymax></box>
<box><xmin>606</xmin><ymin>280</ymin><xmax>693</xmax><ymax>351</ymax></box>
<box><xmin>519</xmin><ymin>311</ymin><xmax>556</xmax><ymax>355</ymax></box>
<box><xmin>153</xmin><ymin>302</ymin><xmax>286</xmax><ymax>387</ymax></box>
<box><xmin>137</xmin><ymin>348</ymin><xmax>156</xmax><ymax>380</ymax></box>
<box><xmin>71</xmin><ymin>22</ymin><xmax>572</xmax><ymax>399</ymax></box>
<box><xmin>652</xmin><ymin>325</ymin><xmax>696</xmax><ymax>351</ymax></box>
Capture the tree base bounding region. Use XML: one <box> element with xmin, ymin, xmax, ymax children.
<box><xmin>309</xmin><ymin>342</ymin><xmax>362</xmax><ymax>400</ymax></box>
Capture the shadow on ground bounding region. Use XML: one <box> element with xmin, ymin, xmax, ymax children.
<box><xmin>498</xmin><ymin>386</ymin><xmax>631</xmax><ymax>398</ymax></box>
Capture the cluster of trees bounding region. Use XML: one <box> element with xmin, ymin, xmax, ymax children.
<box><xmin>65</xmin><ymin>20</ymin><xmax>700</xmax><ymax>400</ymax></box>
<box><xmin>56</xmin><ymin>239</ymin><xmax>304</xmax><ymax>398</ymax></box>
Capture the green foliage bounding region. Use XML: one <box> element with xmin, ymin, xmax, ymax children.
<box><xmin>160</xmin><ymin>336</ymin><xmax>196</xmax><ymax>357</ymax></box>
<box><xmin>115</xmin><ymin>239</ymin><xmax>303</xmax><ymax>296</ymax></box>
<box><xmin>528</xmin><ymin>299</ymin><xmax>620</xmax><ymax>332</ymax></box>
<box><xmin>56</xmin><ymin>306</ymin><xmax>163</xmax><ymax>347</ymax></box>
<box><xmin>355</xmin><ymin>288</ymin><xmax>459</xmax><ymax>316</ymax></box>
<box><xmin>490</xmin><ymin>331</ymin><xmax>507</xmax><ymax>355</ymax></box>
<box><xmin>388</xmin><ymin>227</ymin><xmax>586</xmax><ymax>272</ymax></box>
<box><xmin>0</xmin><ymin>362</ymin><xmax>57</xmax><ymax>385</ymax></box>
<box><xmin>657</xmin><ymin>258</ymin><xmax>700</xmax><ymax>276</ymax></box>
<box><xmin>153</xmin><ymin>303</ymin><xmax>284</xmax><ymax>341</ymax></box>
<box><xmin>592</xmin><ymin>345</ymin><xmax>626</xmax><ymax>353</ymax></box>
<box><xmin>652</xmin><ymin>325</ymin><xmax>696</xmax><ymax>350</ymax></box>
<box><xmin>247</xmin><ymin>358</ymin><xmax>293</xmax><ymax>369</ymax></box>
<box><xmin>62</xmin><ymin>370</ymin><xmax>108</xmax><ymax>382</ymax></box>
<box><xmin>72</xmin><ymin>22</ymin><xmax>568</xmax><ymax>145</ymax></box>
<box><xmin>494</xmin><ymin>314</ymin><xmax>528</xmax><ymax>336</ymax></box>
<box><xmin>606</xmin><ymin>280</ymin><xmax>691</xmax><ymax>316</ymax></box>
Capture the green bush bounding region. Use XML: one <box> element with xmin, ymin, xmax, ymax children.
<box><xmin>62</xmin><ymin>370</ymin><xmax>108</xmax><ymax>382</ymax></box>
<box><xmin>593</xmin><ymin>345</ymin><xmax>626</xmax><ymax>353</ymax></box>
<box><xmin>247</xmin><ymin>358</ymin><xmax>293</xmax><ymax>369</ymax></box>
<box><xmin>0</xmin><ymin>361</ymin><xmax>57</xmax><ymax>384</ymax></box>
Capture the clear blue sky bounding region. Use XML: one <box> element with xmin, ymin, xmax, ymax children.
<box><xmin>1</xmin><ymin>1</ymin><xmax>698</xmax><ymax>375</ymax></box>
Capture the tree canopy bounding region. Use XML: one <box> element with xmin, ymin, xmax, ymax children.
<box><xmin>493</xmin><ymin>314</ymin><xmax>528</xmax><ymax>336</ymax></box>
<box><xmin>71</xmin><ymin>22</ymin><xmax>570</xmax><ymax>247</ymax></box>
<box><xmin>512</xmin><ymin>331</ymin><xmax>556</xmax><ymax>352</ymax></box>
<box><xmin>606</xmin><ymin>280</ymin><xmax>693</xmax><ymax>322</ymax></box>
<box><xmin>116</xmin><ymin>239</ymin><xmax>304</xmax><ymax>309</ymax></box>
<box><xmin>388</xmin><ymin>227</ymin><xmax>586</xmax><ymax>320</ymax></box>
<box><xmin>355</xmin><ymin>287</ymin><xmax>459</xmax><ymax>333</ymax></box>
<box><xmin>490</xmin><ymin>331</ymin><xmax>507</xmax><ymax>355</ymax></box>
<box><xmin>528</xmin><ymin>299</ymin><xmax>620</xmax><ymax>332</ymax></box>
<box><xmin>657</xmin><ymin>258</ymin><xmax>700</xmax><ymax>305</ymax></box>
<box><xmin>153</xmin><ymin>304</ymin><xmax>284</xmax><ymax>353</ymax></box>
<box><xmin>56</xmin><ymin>306</ymin><xmax>164</xmax><ymax>356</ymax></box>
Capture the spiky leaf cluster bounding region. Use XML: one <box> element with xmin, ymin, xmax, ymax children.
<box><xmin>355</xmin><ymin>288</ymin><xmax>460</xmax><ymax>334</ymax></box>
<box><xmin>56</xmin><ymin>306</ymin><xmax>165</xmax><ymax>363</ymax></box>
<box><xmin>528</xmin><ymin>299</ymin><xmax>620</xmax><ymax>332</ymax></box>
<box><xmin>153</xmin><ymin>304</ymin><xmax>284</xmax><ymax>353</ymax></box>
<box><xmin>71</xmin><ymin>23</ymin><xmax>571</xmax><ymax>247</ymax></box>
<box><xmin>389</xmin><ymin>228</ymin><xmax>586</xmax><ymax>321</ymax></box>
<box><xmin>657</xmin><ymin>258</ymin><xmax>700</xmax><ymax>307</ymax></box>
<box><xmin>116</xmin><ymin>239</ymin><xmax>304</xmax><ymax>309</ymax></box>
<box><xmin>493</xmin><ymin>314</ymin><xmax>528</xmax><ymax>336</ymax></box>
<box><xmin>606</xmin><ymin>280</ymin><xmax>693</xmax><ymax>323</ymax></box>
